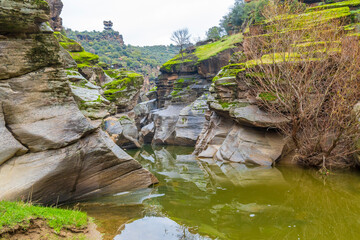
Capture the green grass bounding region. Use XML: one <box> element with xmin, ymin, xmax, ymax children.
<box><xmin>195</xmin><ymin>33</ymin><xmax>243</xmax><ymax>62</ymax></box>
<box><xmin>0</xmin><ymin>201</ymin><xmax>88</xmax><ymax>233</ymax></box>
<box><xmin>161</xmin><ymin>33</ymin><xmax>243</xmax><ymax>72</ymax></box>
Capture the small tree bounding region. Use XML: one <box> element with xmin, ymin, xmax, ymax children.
<box><xmin>244</xmin><ymin>0</ymin><xmax>360</xmax><ymax>168</ymax></box>
<box><xmin>206</xmin><ymin>26</ymin><xmax>223</xmax><ymax>40</ymax></box>
<box><xmin>170</xmin><ymin>28</ymin><xmax>191</xmax><ymax>56</ymax></box>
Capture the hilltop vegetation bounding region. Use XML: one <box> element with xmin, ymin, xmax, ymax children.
<box><xmin>65</xmin><ymin>29</ymin><xmax>180</xmax><ymax>81</ymax></box>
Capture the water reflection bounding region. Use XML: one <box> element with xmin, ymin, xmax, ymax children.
<box><xmin>78</xmin><ymin>145</ymin><xmax>360</xmax><ymax>240</ymax></box>
<box><xmin>114</xmin><ymin>217</ymin><xmax>211</xmax><ymax>240</ymax></box>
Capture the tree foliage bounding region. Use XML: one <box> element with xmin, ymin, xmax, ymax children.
<box><xmin>65</xmin><ymin>29</ymin><xmax>180</xmax><ymax>81</ymax></box>
<box><xmin>206</xmin><ymin>26</ymin><xmax>224</xmax><ymax>40</ymax></box>
<box><xmin>220</xmin><ymin>0</ymin><xmax>269</xmax><ymax>34</ymax></box>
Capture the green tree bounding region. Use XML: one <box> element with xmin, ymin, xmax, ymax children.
<box><xmin>206</xmin><ymin>26</ymin><xmax>223</xmax><ymax>40</ymax></box>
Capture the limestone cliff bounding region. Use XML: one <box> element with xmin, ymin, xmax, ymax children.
<box><xmin>45</xmin><ymin>0</ymin><xmax>63</xmax><ymax>31</ymax></box>
<box><xmin>0</xmin><ymin>0</ymin><xmax>157</xmax><ymax>205</ymax></box>
<box><xmin>130</xmin><ymin>35</ymin><xmax>243</xmax><ymax>147</ymax></box>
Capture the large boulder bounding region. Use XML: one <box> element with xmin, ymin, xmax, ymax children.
<box><xmin>0</xmin><ymin>130</ymin><xmax>156</xmax><ymax>204</ymax></box>
<box><xmin>214</xmin><ymin>125</ymin><xmax>285</xmax><ymax>166</ymax></box>
<box><xmin>0</xmin><ymin>0</ymin><xmax>157</xmax><ymax>204</ymax></box>
<box><xmin>140</xmin><ymin>122</ymin><xmax>155</xmax><ymax>144</ymax></box>
<box><xmin>173</xmin><ymin>96</ymin><xmax>208</xmax><ymax>146</ymax></box>
<box><xmin>152</xmin><ymin>105</ymin><xmax>185</xmax><ymax>145</ymax></box>
<box><xmin>195</xmin><ymin>113</ymin><xmax>286</xmax><ymax>166</ymax></box>
<box><xmin>134</xmin><ymin>99</ymin><xmax>157</xmax><ymax>127</ymax></box>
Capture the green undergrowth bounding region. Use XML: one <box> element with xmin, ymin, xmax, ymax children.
<box><xmin>0</xmin><ymin>201</ymin><xmax>88</xmax><ymax>234</ymax></box>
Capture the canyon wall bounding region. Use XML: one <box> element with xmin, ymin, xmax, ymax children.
<box><xmin>0</xmin><ymin>0</ymin><xmax>157</xmax><ymax>205</ymax></box>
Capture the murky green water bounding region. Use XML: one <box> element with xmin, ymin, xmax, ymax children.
<box><xmin>78</xmin><ymin>145</ymin><xmax>360</xmax><ymax>240</ymax></box>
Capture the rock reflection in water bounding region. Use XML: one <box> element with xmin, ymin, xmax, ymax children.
<box><xmin>79</xmin><ymin>145</ymin><xmax>360</xmax><ymax>240</ymax></box>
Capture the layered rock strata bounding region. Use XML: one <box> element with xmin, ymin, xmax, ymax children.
<box><xmin>45</xmin><ymin>0</ymin><xmax>63</xmax><ymax>31</ymax></box>
<box><xmin>0</xmin><ymin>0</ymin><xmax>157</xmax><ymax>204</ymax></box>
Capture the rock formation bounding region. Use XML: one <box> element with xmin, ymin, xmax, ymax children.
<box><xmin>45</xmin><ymin>0</ymin><xmax>63</xmax><ymax>31</ymax></box>
<box><xmin>104</xmin><ymin>20</ymin><xmax>113</xmax><ymax>30</ymax></box>
<box><xmin>132</xmin><ymin>35</ymin><xmax>244</xmax><ymax>148</ymax></box>
<box><xmin>195</xmin><ymin>0</ymin><xmax>360</xmax><ymax>167</ymax></box>
<box><xmin>156</xmin><ymin>35</ymin><xmax>242</xmax><ymax>108</ymax></box>
<box><xmin>0</xmin><ymin>0</ymin><xmax>157</xmax><ymax>205</ymax></box>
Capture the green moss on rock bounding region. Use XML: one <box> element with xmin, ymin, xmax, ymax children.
<box><xmin>103</xmin><ymin>69</ymin><xmax>144</xmax><ymax>102</ymax></box>
<box><xmin>69</xmin><ymin>51</ymin><xmax>99</xmax><ymax>66</ymax></box>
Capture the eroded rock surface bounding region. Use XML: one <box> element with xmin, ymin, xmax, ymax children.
<box><xmin>45</xmin><ymin>0</ymin><xmax>63</xmax><ymax>31</ymax></box>
<box><xmin>173</xmin><ymin>96</ymin><xmax>209</xmax><ymax>146</ymax></box>
<box><xmin>195</xmin><ymin>113</ymin><xmax>286</xmax><ymax>166</ymax></box>
<box><xmin>0</xmin><ymin>0</ymin><xmax>157</xmax><ymax>204</ymax></box>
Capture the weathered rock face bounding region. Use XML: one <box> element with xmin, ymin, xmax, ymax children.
<box><xmin>0</xmin><ymin>0</ymin><xmax>157</xmax><ymax>204</ymax></box>
<box><xmin>208</xmin><ymin>66</ymin><xmax>289</xmax><ymax>128</ymax></box>
<box><xmin>173</xmin><ymin>96</ymin><xmax>209</xmax><ymax>146</ymax></box>
<box><xmin>147</xmin><ymin>35</ymin><xmax>242</xmax><ymax>147</ymax></box>
<box><xmin>67</xmin><ymin>70</ymin><xmax>112</xmax><ymax>120</ymax></box>
<box><xmin>103</xmin><ymin>69</ymin><xmax>144</xmax><ymax>113</ymax></box>
<box><xmin>152</xmin><ymin>105</ymin><xmax>186</xmax><ymax>145</ymax></box>
<box><xmin>156</xmin><ymin>36</ymin><xmax>242</xmax><ymax>108</ymax></box>
<box><xmin>0</xmin><ymin>130</ymin><xmax>157</xmax><ymax>204</ymax></box>
<box><xmin>45</xmin><ymin>0</ymin><xmax>63</xmax><ymax>31</ymax></box>
<box><xmin>0</xmin><ymin>105</ymin><xmax>28</xmax><ymax>165</ymax></box>
<box><xmin>195</xmin><ymin>113</ymin><xmax>286</xmax><ymax>166</ymax></box>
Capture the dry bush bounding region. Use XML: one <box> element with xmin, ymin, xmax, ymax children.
<box><xmin>243</xmin><ymin>0</ymin><xmax>360</xmax><ymax>168</ymax></box>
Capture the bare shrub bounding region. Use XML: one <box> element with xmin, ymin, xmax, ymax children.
<box><xmin>243</xmin><ymin>0</ymin><xmax>360</xmax><ymax>168</ymax></box>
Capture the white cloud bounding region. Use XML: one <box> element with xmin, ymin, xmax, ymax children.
<box><xmin>61</xmin><ymin>0</ymin><xmax>234</xmax><ymax>46</ymax></box>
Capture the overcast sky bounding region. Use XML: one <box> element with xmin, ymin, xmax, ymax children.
<box><xmin>61</xmin><ymin>0</ymin><xmax>234</xmax><ymax>46</ymax></box>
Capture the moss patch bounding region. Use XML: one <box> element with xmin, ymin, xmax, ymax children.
<box><xmin>103</xmin><ymin>69</ymin><xmax>144</xmax><ymax>102</ymax></box>
<box><xmin>70</xmin><ymin>51</ymin><xmax>99</xmax><ymax>66</ymax></box>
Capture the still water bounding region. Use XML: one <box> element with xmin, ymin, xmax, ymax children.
<box><xmin>78</xmin><ymin>145</ymin><xmax>360</xmax><ymax>240</ymax></box>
